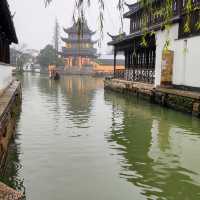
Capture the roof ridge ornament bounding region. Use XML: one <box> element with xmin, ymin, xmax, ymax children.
<box><xmin>107</xmin><ymin>32</ymin><xmax>126</xmax><ymax>41</ymax></box>
<box><xmin>125</xmin><ymin>1</ymin><xmax>140</xmax><ymax>10</ymax></box>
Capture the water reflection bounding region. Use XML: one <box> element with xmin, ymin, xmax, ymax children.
<box><xmin>0</xmin><ymin>132</ymin><xmax>25</xmax><ymax>198</ymax></box>
<box><xmin>105</xmin><ymin>91</ymin><xmax>200</xmax><ymax>200</ymax></box>
<box><xmin>4</xmin><ymin>74</ymin><xmax>200</xmax><ymax>200</ymax></box>
<box><xmin>33</xmin><ymin>75</ymin><xmax>103</xmax><ymax>128</ymax></box>
<box><xmin>59</xmin><ymin>76</ymin><xmax>103</xmax><ymax>127</ymax></box>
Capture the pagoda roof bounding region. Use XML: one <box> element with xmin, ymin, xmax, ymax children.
<box><xmin>61</xmin><ymin>37</ymin><xmax>97</xmax><ymax>44</ymax></box>
<box><xmin>62</xmin><ymin>47</ymin><xmax>97</xmax><ymax>57</ymax></box>
<box><xmin>0</xmin><ymin>0</ymin><xmax>18</xmax><ymax>43</ymax></box>
<box><xmin>63</xmin><ymin>19</ymin><xmax>95</xmax><ymax>35</ymax></box>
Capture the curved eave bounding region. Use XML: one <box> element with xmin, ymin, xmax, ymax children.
<box><xmin>0</xmin><ymin>0</ymin><xmax>18</xmax><ymax>44</ymax></box>
<box><xmin>108</xmin><ymin>32</ymin><xmax>142</xmax><ymax>46</ymax></box>
<box><xmin>62</xmin><ymin>48</ymin><xmax>97</xmax><ymax>57</ymax></box>
<box><xmin>107</xmin><ymin>32</ymin><xmax>126</xmax><ymax>41</ymax></box>
<box><xmin>63</xmin><ymin>27</ymin><xmax>96</xmax><ymax>35</ymax></box>
<box><xmin>61</xmin><ymin>37</ymin><xmax>97</xmax><ymax>44</ymax></box>
<box><xmin>108</xmin><ymin>15</ymin><xmax>180</xmax><ymax>46</ymax></box>
<box><xmin>124</xmin><ymin>0</ymin><xmax>159</xmax><ymax>18</ymax></box>
<box><xmin>123</xmin><ymin>8</ymin><xmax>140</xmax><ymax>18</ymax></box>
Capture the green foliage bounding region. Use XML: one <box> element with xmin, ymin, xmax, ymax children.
<box><xmin>37</xmin><ymin>45</ymin><xmax>64</xmax><ymax>67</ymax></box>
<box><xmin>196</xmin><ymin>21</ymin><xmax>200</xmax><ymax>30</ymax></box>
<box><xmin>163</xmin><ymin>39</ymin><xmax>170</xmax><ymax>52</ymax></box>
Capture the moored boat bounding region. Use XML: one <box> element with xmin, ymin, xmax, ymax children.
<box><xmin>48</xmin><ymin>64</ymin><xmax>60</xmax><ymax>80</ymax></box>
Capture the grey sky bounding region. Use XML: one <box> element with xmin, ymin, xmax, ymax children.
<box><xmin>8</xmin><ymin>0</ymin><xmax>134</xmax><ymax>53</ymax></box>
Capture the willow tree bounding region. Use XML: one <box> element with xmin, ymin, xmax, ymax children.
<box><xmin>45</xmin><ymin>0</ymin><xmax>125</xmax><ymax>39</ymax></box>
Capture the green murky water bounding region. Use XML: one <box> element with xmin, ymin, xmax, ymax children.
<box><xmin>2</xmin><ymin>74</ymin><xmax>200</xmax><ymax>200</ymax></box>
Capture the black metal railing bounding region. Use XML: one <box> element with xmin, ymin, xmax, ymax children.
<box><xmin>114</xmin><ymin>68</ymin><xmax>155</xmax><ymax>84</ymax></box>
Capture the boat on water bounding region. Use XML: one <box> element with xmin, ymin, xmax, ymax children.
<box><xmin>48</xmin><ymin>64</ymin><xmax>60</xmax><ymax>80</ymax></box>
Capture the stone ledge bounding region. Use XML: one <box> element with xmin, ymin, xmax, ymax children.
<box><xmin>104</xmin><ymin>79</ymin><xmax>200</xmax><ymax>117</ymax></box>
<box><xmin>0</xmin><ymin>81</ymin><xmax>21</xmax><ymax>119</ymax></box>
<box><xmin>0</xmin><ymin>182</ymin><xmax>22</xmax><ymax>200</ymax></box>
<box><xmin>156</xmin><ymin>87</ymin><xmax>200</xmax><ymax>100</ymax></box>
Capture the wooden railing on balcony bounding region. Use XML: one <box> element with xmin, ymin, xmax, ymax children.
<box><xmin>130</xmin><ymin>0</ymin><xmax>200</xmax><ymax>35</ymax></box>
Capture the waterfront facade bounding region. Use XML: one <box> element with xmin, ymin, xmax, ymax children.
<box><xmin>61</xmin><ymin>19</ymin><xmax>97</xmax><ymax>75</ymax></box>
<box><xmin>108</xmin><ymin>0</ymin><xmax>200</xmax><ymax>90</ymax></box>
<box><xmin>0</xmin><ymin>0</ymin><xmax>18</xmax><ymax>64</ymax></box>
<box><xmin>0</xmin><ymin>0</ymin><xmax>18</xmax><ymax>93</ymax></box>
<box><xmin>0</xmin><ymin>0</ymin><xmax>22</xmax><ymax>184</ymax></box>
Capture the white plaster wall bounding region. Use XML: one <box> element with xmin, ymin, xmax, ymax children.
<box><xmin>0</xmin><ymin>64</ymin><xmax>13</xmax><ymax>91</ymax></box>
<box><xmin>155</xmin><ymin>24</ymin><xmax>179</xmax><ymax>86</ymax></box>
<box><xmin>155</xmin><ymin>23</ymin><xmax>200</xmax><ymax>88</ymax></box>
<box><xmin>182</xmin><ymin>37</ymin><xmax>200</xmax><ymax>87</ymax></box>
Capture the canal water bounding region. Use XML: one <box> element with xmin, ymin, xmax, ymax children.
<box><xmin>1</xmin><ymin>74</ymin><xmax>200</xmax><ymax>200</ymax></box>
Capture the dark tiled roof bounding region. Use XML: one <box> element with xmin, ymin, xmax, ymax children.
<box><xmin>124</xmin><ymin>0</ymin><xmax>157</xmax><ymax>18</ymax></box>
<box><xmin>61</xmin><ymin>37</ymin><xmax>97</xmax><ymax>44</ymax></box>
<box><xmin>61</xmin><ymin>47</ymin><xmax>97</xmax><ymax>57</ymax></box>
<box><xmin>0</xmin><ymin>0</ymin><xmax>18</xmax><ymax>43</ymax></box>
<box><xmin>63</xmin><ymin>19</ymin><xmax>95</xmax><ymax>35</ymax></box>
<box><xmin>124</xmin><ymin>2</ymin><xmax>141</xmax><ymax>18</ymax></box>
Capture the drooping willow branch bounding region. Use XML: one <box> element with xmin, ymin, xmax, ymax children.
<box><xmin>44</xmin><ymin>0</ymin><xmax>125</xmax><ymax>44</ymax></box>
<box><xmin>45</xmin><ymin>0</ymin><xmax>200</xmax><ymax>48</ymax></box>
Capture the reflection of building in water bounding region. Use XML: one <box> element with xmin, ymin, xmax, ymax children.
<box><xmin>0</xmin><ymin>137</ymin><xmax>25</xmax><ymax>198</ymax></box>
<box><xmin>104</xmin><ymin>91</ymin><xmax>200</xmax><ymax>200</ymax></box>
<box><xmin>64</xmin><ymin>76</ymin><xmax>103</xmax><ymax>95</ymax></box>
<box><xmin>61</xmin><ymin>76</ymin><xmax>103</xmax><ymax>126</ymax></box>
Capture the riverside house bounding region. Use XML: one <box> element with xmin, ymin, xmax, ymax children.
<box><xmin>108</xmin><ymin>0</ymin><xmax>200</xmax><ymax>89</ymax></box>
<box><xmin>0</xmin><ymin>1</ymin><xmax>22</xmax><ymax>198</ymax></box>
<box><xmin>106</xmin><ymin>0</ymin><xmax>200</xmax><ymax>116</ymax></box>
<box><xmin>0</xmin><ymin>0</ymin><xmax>18</xmax><ymax>93</ymax></box>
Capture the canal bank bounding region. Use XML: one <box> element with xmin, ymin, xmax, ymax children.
<box><xmin>104</xmin><ymin>78</ymin><xmax>200</xmax><ymax>117</ymax></box>
<box><xmin>0</xmin><ymin>80</ymin><xmax>22</xmax><ymax>171</ymax></box>
<box><xmin>3</xmin><ymin>74</ymin><xmax>200</xmax><ymax>200</ymax></box>
<box><xmin>0</xmin><ymin>80</ymin><xmax>22</xmax><ymax>199</ymax></box>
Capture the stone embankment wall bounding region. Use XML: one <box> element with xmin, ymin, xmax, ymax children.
<box><xmin>0</xmin><ymin>182</ymin><xmax>22</xmax><ymax>200</ymax></box>
<box><xmin>0</xmin><ymin>81</ymin><xmax>22</xmax><ymax>174</ymax></box>
<box><xmin>105</xmin><ymin>79</ymin><xmax>200</xmax><ymax>117</ymax></box>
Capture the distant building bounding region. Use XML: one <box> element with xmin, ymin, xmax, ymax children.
<box><xmin>92</xmin><ymin>55</ymin><xmax>125</xmax><ymax>76</ymax></box>
<box><xmin>61</xmin><ymin>19</ymin><xmax>97</xmax><ymax>75</ymax></box>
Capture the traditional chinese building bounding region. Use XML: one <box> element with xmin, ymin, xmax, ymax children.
<box><xmin>0</xmin><ymin>1</ymin><xmax>23</xmax><ymax>197</ymax></box>
<box><xmin>0</xmin><ymin>0</ymin><xmax>18</xmax><ymax>91</ymax></box>
<box><xmin>108</xmin><ymin>0</ymin><xmax>200</xmax><ymax>90</ymax></box>
<box><xmin>0</xmin><ymin>0</ymin><xmax>18</xmax><ymax>64</ymax></box>
<box><xmin>61</xmin><ymin>19</ymin><xmax>97</xmax><ymax>75</ymax></box>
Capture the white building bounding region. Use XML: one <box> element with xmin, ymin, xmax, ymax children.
<box><xmin>108</xmin><ymin>1</ymin><xmax>200</xmax><ymax>91</ymax></box>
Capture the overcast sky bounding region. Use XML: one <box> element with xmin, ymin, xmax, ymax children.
<box><xmin>8</xmin><ymin>0</ymin><xmax>134</xmax><ymax>53</ymax></box>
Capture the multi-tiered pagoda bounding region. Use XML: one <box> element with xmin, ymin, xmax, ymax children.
<box><xmin>61</xmin><ymin>19</ymin><xmax>97</xmax><ymax>74</ymax></box>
